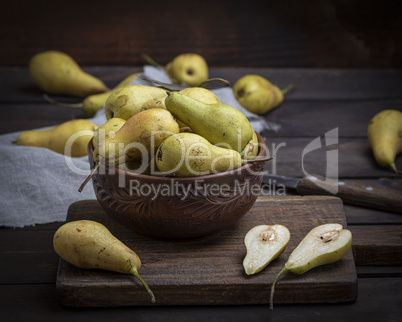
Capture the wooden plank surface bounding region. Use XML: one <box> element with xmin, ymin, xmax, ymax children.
<box><xmin>56</xmin><ymin>196</ymin><xmax>357</xmax><ymax>307</ymax></box>
<box><xmin>1</xmin><ymin>67</ymin><xmax>401</xmax><ymax>104</ymax></box>
<box><xmin>1</xmin><ymin>1</ymin><xmax>401</xmax><ymax>68</ymax></box>
<box><xmin>0</xmin><ymin>277</ymin><xmax>401</xmax><ymax>321</ymax></box>
<box><xmin>0</xmin><ymin>66</ymin><xmax>401</xmax><ymax>320</ymax></box>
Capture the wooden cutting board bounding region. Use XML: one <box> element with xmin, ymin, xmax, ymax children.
<box><xmin>56</xmin><ymin>195</ymin><xmax>357</xmax><ymax>307</ymax></box>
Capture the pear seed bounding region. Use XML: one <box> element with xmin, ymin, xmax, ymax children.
<box><xmin>320</xmin><ymin>230</ymin><xmax>339</xmax><ymax>243</ymax></box>
<box><xmin>260</xmin><ymin>229</ymin><xmax>275</xmax><ymax>242</ymax></box>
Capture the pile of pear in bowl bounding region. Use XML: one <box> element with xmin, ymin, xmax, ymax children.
<box><xmin>80</xmin><ymin>85</ymin><xmax>270</xmax><ymax>239</ymax></box>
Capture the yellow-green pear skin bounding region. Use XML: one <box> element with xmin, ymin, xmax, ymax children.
<box><xmin>92</xmin><ymin>117</ymin><xmax>126</xmax><ymax>149</ymax></box>
<box><xmin>155</xmin><ymin>132</ymin><xmax>242</xmax><ymax>177</ymax></box>
<box><xmin>241</xmin><ymin>130</ymin><xmax>259</xmax><ymax>160</ymax></box>
<box><xmin>81</xmin><ymin>73</ymin><xmax>139</xmax><ymax>117</ymax></box>
<box><xmin>140</xmin><ymin>97</ymin><xmax>167</xmax><ymax>111</ymax></box>
<box><xmin>233</xmin><ymin>74</ymin><xmax>284</xmax><ymax>115</ymax></box>
<box><xmin>179</xmin><ymin>87</ymin><xmax>221</xmax><ymax>104</ymax></box>
<box><xmin>367</xmin><ymin>109</ymin><xmax>402</xmax><ymax>173</ymax></box>
<box><xmin>269</xmin><ymin>223</ymin><xmax>352</xmax><ymax>310</ymax></box>
<box><xmin>15</xmin><ymin>119</ymin><xmax>97</xmax><ymax>157</ymax></box>
<box><xmin>105</xmin><ymin>85</ymin><xmax>168</xmax><ymax>120</ymax></box>
<box><xmin>29</xmin><ymin>51</ymin><xmax>108</xmax><ymax>97</ymax></box>
<box><xmin>243</xmin><ymin>224</ymin><xmax>290</xmax><ymax>275</ymax></box>
<box><xmin>284</xmin><ymin>223</ymin><xmax>352</xmax><ymax>275</ymax></box>
<box><xmin>81</xmin><ymin>91</ymin><xmax>113</xmax><ymax>117</ymax></box>
<box><xmin>165</xmin><ymin>92</ymin><xmax>253</xmax><ymax>153</ymax></box>
<box><xmin>95</xmin><ymin>108</ymin><xmax>180</xmax><ymax>167</ymax></box>
<box><xmin>165</xmin><ymin>53</ymin><xmax>209</xmax><ymax>87</ymax></box>
<box><xmin>53</xmin><ymin>220</ymin><xmax>155</xmax><ymax>303</ymax></box>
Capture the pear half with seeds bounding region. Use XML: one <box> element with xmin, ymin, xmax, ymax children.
<box><xmin>269</xmin><ymin>223</ymin><xmax>352</xmax><ymax>310</ymax></box>
<box><xmin>243</xmin><ymin>224</ymin><xmax>290</xmax><ymax>275</ymax></box>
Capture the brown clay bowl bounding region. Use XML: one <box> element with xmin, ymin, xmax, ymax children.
<box><xmin>88</xmin><ymin>134</ymin><xmax>267</xmax><ymax>239</ymax></box>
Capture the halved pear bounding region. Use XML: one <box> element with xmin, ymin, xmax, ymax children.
<box><xmin>243</xmin><ymin>224</ymin><xmax>290</xmax><ymax>275</ymax></box>
<box><xmin>269</xmin><ymin>223</ymin><xmax>352</xmax><ymax>310</ymax></box>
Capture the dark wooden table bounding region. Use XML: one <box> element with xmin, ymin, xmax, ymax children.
<box><xmin>1</xmin><ymin>66</ymin><xmax>401</xmax><ymax>321</ymax></box>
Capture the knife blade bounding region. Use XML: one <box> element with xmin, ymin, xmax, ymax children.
<box><xmin>262</xmin><ymin>173</ymin><xmax>402</xmax><ymax>214</ymax></box>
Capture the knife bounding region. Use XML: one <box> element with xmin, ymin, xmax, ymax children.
<box><xmin>262</xmin><ymin>174</ymin><xmax>402</xmax><ymax>214</ymax></box>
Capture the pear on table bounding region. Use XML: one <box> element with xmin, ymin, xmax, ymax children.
<box><xmin>367</xmin><ymin>109</ymin><xmax>402</xmax><ymax>173</ymax></box>
<box><xmin>29</xmin><ymin>50</ymin><xmax>108</xmax><ymax>97</ymax></box>
<box><xmin>233</xmin><ymin>74</ymin><xmax>293</xmax><ymax>115</ymax></box>
<box><xmin>243</xmin><ymin>224</ymin><xmax>290</xmax><ymax>275</ymax></box>
<box><xmin>269</xmin><ymin>223</ymin><xmax>352</xmax><ymax>310</ymax></box>
<box><xmin>143</xmin><ymin>53</ymin><xmax>209</xmax><ymax>87</ymax></box>
<box><xmin>14</xmin><ymin>119</ymin><xmax>97</xmax><ymax>157</ymax></box>
<box><xmin>44</xmin><ymin>73</ymin><xmax>139</xmax><ymax>117</ymax></box>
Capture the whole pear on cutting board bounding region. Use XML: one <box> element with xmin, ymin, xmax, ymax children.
<box><xmin>53</xmin><ymin>220</ymin><xmax>155</xmax><ymax>303</ymax></box>
<box><xmin>14</xmin><ymin>119</ymin><xmax>97</xmax><ymax>157</ymax></box>
<box><xmin>29</xmin><ymin>50</ymin><xmax>108</xmax><ymax>97</ymax></box>
<box><xmin>269</xmin><ymin>223</ymin><xmax>352</xmax><ymax>310</ymax></box>
<box><xmin>367</xmin><ymin>109</ymin><xmax>402</xmax><ymax>173</ymax></box>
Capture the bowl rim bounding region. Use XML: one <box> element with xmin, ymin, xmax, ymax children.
<box><xmin>88</xmin><ymin>132</ymin><xmax>267</xmax><ymax>183</ymax></box>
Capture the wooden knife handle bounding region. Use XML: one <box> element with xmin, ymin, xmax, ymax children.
<box><xmin>296</xmin><ymin>175</ymin><xmax>402</xmax><ymax>214</ymax></box>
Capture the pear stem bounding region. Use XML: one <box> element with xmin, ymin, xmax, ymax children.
<box><xmin>129</xmin><ymin>267</ymin><xmax>156</xmax><ymax>304</ymax></box>
<box><xmin>269</xmin><ymin>266</ymin><xmax>288</xmax><ymax>310</ymax></box>
<box><xmin>141</xmin><ymin>53</ymin><xmax>165</xmax><ymax>69</ymax></box>
<box><xmin>390</xmin><ymin>162</ymin><xmax>400</xmax><ymax>173</ymax></box>
<box><xmin>78</xmin><ymin>163</ymin><xmax>99</xmax><ymax>193</ymax></box>
<box><xmin>43</xmin><ymin>94</ymin><xmax>83</xmax><ymax>109</ymax></box>
<box><xmin>197</xmin><ymin>78</ymin><xmax>230</xmax><ymax>88</ymax></box>
<box><xmin>242</xmin><ymin>155</ymin><xmax>275</xmax><ymax>164</ymax></box>
<box><xmin>281</xmin><ymin>76</ymin><xmax>301</xmax><ymax>95</ymax></box>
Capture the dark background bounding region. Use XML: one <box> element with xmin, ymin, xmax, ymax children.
<box><xmin>1</xmin><ymin>0</ymin><xmax>401</xmax><ymax>68</ymax></box>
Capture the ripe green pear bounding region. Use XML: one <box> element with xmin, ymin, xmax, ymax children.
<box><xmin>165</xmin><ymin>53</ymin><xmax>209</xmax><ymax>87</ymax></box>
<box><xmin>141</xmin><ymin>87</ymin><xmax>221</xmax><ymax>130</ymax></box>
<box><xmin>96</xmin><ymin>108</ymin><xmax>180</xmax><ymax>166</ymax></box>
<box><xmin>233</xmin><ymin>74</ymin><xmax>292</xmax><ymax>115</ymax></box>
<box><xmin>44</xmin><ymin>73</ymin><xmax>140</xmax><ymax>117</ymax></box>
<box><xmin>367</xmin><ymin>109</ymin><xmax>402</xmax><ymax>173</ymax></box>
<box><xmin>92</xmin><ymin>117</ymin><xmax>126</xmax><ymax>149</ymax></box>
<box><xmin>241</xmin><ymin>130</ymin><xmax>259</xmax><ymax>160</ymax></box>
<box><xmin>156</xmin><ymin>132</ymin><xmax>243</xmax><ymax>176</ymax></box>
<box><xmin>78</xmin><ymin>108</ymin><xmax>180</xmax><ymax>192</ymax></box>
<box><xmin>243</xmin><ymin>224</ymin><xmax>290</xmax><ymax>275</ymax></box>
<box><xmin>29</xmin><ymin>50</ymin><xmax>108</xmax><ymax>97</ymax></box>
<box><xmin>105</xmin><ymin>85</ymin><xmax>168</xmax><ymax>120</ymax></box>
<box><xmin>165</xmin><ymin>92</ymin><xmax>254</xmax><ymax>153</ymax></box>
<box><xmin>53</xmin><ymin>220</ymin><xmax>155</xmax><ymax>303</ymax></box>
<box><xmin>269</xmin><ymin>223</ymin><xmax>352</xmax><ymax>310</ymax></box>
<box><xmin>141</xmin><ymin>97</ymin><xmax>167</xmax><ymax>111</ymax></box>
<box><xmin>14</xmin><ymin>119</ymin><xmax>97</xmax><ymax>157</ymax></box>
<box><xmin>179</xmin><ymin>87</ymin><xmax>221</xmax><ymax>104</ymax></box>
